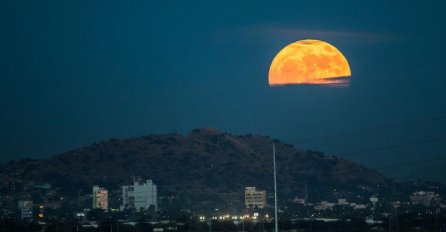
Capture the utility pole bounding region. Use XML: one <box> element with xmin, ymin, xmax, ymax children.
<box><xmin>435</xmin><ymin>206</ymin><xmax>439</xmax><ymax>232</ymax></box>
<box><xmin>389</xmin><ymin>181</ymin><xmax>399</xmax><ymax>232</ymax></box>
<box><xmin>388</xmin><ymin>181</ymin><xmax>394</xmax><ymax>232</ymax></box>
<box><xmin>273</xmin><ymin>143</ymin><xmax>278</xmax><ymax>232</ymax></box>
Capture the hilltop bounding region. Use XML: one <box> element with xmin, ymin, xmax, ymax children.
<box><xmin>0</xmin><ymin>128</ymin><xmax>391</xmax><ymax>209</ymax></box>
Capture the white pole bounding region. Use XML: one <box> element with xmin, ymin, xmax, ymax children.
<box><xmin>273</xmin><ymin>143</ymin><xmax>278</xmax><ymax>232</ymax></box>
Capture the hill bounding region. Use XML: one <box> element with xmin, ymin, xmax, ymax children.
<box><xmin>0</xmin><ymin>128</ymin><xmax>392</xmax><ymax>209</ymax></box>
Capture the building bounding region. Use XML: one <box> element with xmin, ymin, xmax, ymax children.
<box><xmin>314</xmin><ymin>201</ymin><xmax>335</xmax><ymax>211</ymax></box>
<box><xmin>337</xmin><ymin>198</ymin><xmax>349</xmax><ymax>206</ymax></box>
<box><xmin>92</xmin><ymin>186</ymin><xmax>109</xmax><ymax>211</ymax></box>
<box><xmin>121</xmin><ymin>180</ymin><xmax>157</xmax><ymax>212</ymax></box>
<box><xmin>18</xmin><ymin>200</ymin><xmax>33</xmax><ymax>210</ymax></box>
<box><xmin>245</xmin><ymin>187</ymin><xmax>267</xmax><ymax>209</ymax></box>
<box><xmin>410</xmin><ymin>191</ymin><xmax>438</xmax><ymax>207</ymax></box>
<box><xmin>370</xmin><ymin>196</ymin><xmax>378</xmax><ymax>205</ymax></box>
<box><xmin>292</xmin><ymin>197</ymin><xmax>306</xmax><ymax>205</ymax></box>
<box><xmin>18</xmin><ymin>200</ymin><xmax>33</xmax><ymax>219</ymax></box>
<box><xmin>353</xmin><ymin>204</ymin><xmax>367</xmax><ymax>210</ymax></box>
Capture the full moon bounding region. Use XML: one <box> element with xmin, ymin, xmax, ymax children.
<box><xmin>269</xmin><ymin>39</ymin><xmax>351</xmax><ymax>86</ymax></box>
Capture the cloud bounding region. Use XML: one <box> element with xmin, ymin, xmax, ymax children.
<box><xmin>262</xmin><ymin>25</ymin><xmax>400</xmax><ymax>44</ymax></box>
<box><xmin>214</xmin><ymin>24</ymin><xmax>398</xmax><ymax>45</ymax></box>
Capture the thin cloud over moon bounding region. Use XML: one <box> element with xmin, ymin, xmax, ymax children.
<box><xmin>214</xmin><ymin>25</ymin><xmax>399</xmax><ymax>45</ymax></box>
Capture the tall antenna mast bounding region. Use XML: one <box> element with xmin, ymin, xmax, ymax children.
<box><xmin>273</xmin><ymin>143</ymin><xmax>278</xmax><ymax>232</ymax></box>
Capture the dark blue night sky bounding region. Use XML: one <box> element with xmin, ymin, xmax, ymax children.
<box><xmin>2</xmin><ymin>1</ymin><xmax>446</xmax><ymax>181</ymax></box>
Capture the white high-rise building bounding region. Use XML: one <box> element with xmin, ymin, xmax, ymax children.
<box><xmin>121</xmin><ymin>180</ymin><xmax>157</xmax><ymax>212</ymax></box>
<box><xmin>92</xmin><ymin>186</ymin><xmax>108</xmax><ymax>211</ymax></box>
<box><xmin>245</xmin><ymin>187</ymin><xmax>267</xmax><ymax>209</ymax></box>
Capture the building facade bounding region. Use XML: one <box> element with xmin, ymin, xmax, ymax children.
<box><xmin>18</xmin><ymin>200</ymin><xmax>33</xmax><ymax>219</ymax></box>
<box><xmin>410</xmin><ymin>191</ymin><xmax>437</xmax><ymax>207</ymax></box>
<box><xmin>121</xmin><ymin>180</ymin><xmax>157</xmax><ymax>212</ymax></box>
<box><xmin>92</xmin><ymin>185</ymin><xmax>109</xmax><ymax>211</ymax></box>
<box><xmin>245</xmin><ymin>187</ymin><xmax>267</xmax><ymax>209</ymax></box>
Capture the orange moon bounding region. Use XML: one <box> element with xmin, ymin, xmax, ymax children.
<box><xmin>268</xmin><ymin>39</ymin><xmax>351</xmax><ymax>86</ymax></box>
